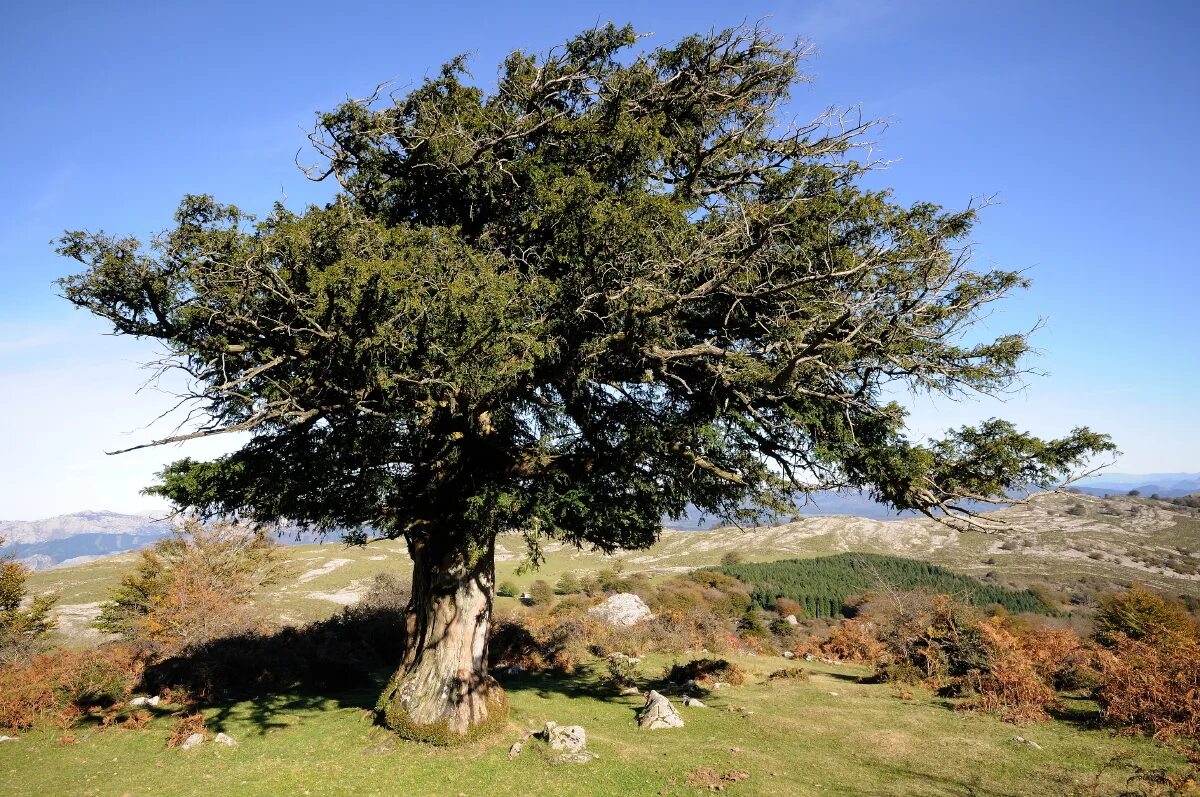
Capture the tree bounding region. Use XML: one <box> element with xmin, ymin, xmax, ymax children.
<box><xmin>1</xmin><ymin>539</ymin><xmax>57</xmax><ymax>664</ymax></box>
<box><xmin>56</xmin><ymin>24</ymin><xmax>1113</xmax><ymax>741</ymax></box>
<box><xmin>528</xmin><ymin>579</ymin><xmax>555</xmax><ymax>606</ymax></box>
<box><xmin>555</xmin><ymin>572</ymin><xmax>582</xmax><ymax>595</ymax></box>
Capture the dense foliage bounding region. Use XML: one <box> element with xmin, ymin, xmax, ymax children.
<box><xmin>714</xmin><ymin>553</ymin><xmax>1055</xmax><ymax>618</ymax></box>
<box><xmin>0</xmin><ymin>538</ymin><xmax>56</xmax><ymax>664</ymax></box>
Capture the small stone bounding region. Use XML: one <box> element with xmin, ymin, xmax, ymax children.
<box><xmin>682</xmin><ymin>696</ymin><xmax>706</xmax><ymax>708</ymax></box>
<box><xmin>128</xmin><ymin>696</ymin><xmax>150</xmax><ymax>707</ymax></box>
<box><xmin>785</xmin><ymin>614</ymin><xmax>799</xmax><ymax>626</ymax></box>
<box><xmin>0</xmin><ymin>735</ymin><xmax>18</xmax><ymax>743</ymax></box>
<box><xmin>180</xmin><ymin>733</ymin><xmax>204</xmax><ymax>751</ymax></box>
<box><xmin>619</xmin><ymin>686</ymin><xmax>641</xmax><ymax>696</ymax></box>
<box><xmin>828</xmin><ymin>691</ymin><xmax>839</xmax><ymax>697</ymax></box>
<box><xmin>638</xmin><ymin>690</ymin><xmax>684</xmax><ymax>730</ymax></box>
<box><xmin>214</xmin><ymin>732</ymin><xmax>237</xmax><ymax>747</ymax></box>
<box><xmin>1012</xmin><ymin>735</ymin><xmax>1042</xmax><ymax>750</ymax></box>
<box><xmin>508</xmin><ymin>741</ymin><xmax>523</xmax><ymax>759</ymax></box>
<box><xmin>146</xmin><ymin>696</ymin><xmax>161</xmax><ymax>707</ymax></box>
<box><xmin>782</xmin><ymin>651</ymin><xmax>795</xmax><ymax>659</ymax></box>
<box><xmin>804</xmin><ymin>653</ymin><xmax>815</xmax><ymax>661</ymax></box>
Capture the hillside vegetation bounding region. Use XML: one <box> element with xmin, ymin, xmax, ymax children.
<box><xmin>715</xmin><ymin>553</ymin><xmax>1055</xmax><ymax>618</ymax></box>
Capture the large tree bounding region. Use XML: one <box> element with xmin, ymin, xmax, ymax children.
<box><xmin>56</xmin><ymin>24</ymin><xmax>1113</xmax><ymax>741</ymax></box>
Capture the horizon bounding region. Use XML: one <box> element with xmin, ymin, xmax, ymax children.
<box><xmin>2</xmin><ymin>0</ymin><xmax>1197</xmax><ymax>519</ymax></box>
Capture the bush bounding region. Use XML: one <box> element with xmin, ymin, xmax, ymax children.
<box><xmin>528</xmin><ymin>580</ymin><xmax>555</xmax><ymax>606</ymax></box>
<box><xmin>359</xmin><ymin>572</ymin><xmax>410</xmax><ymax>612</ymax></box>
<box><xmin>555</xmin><ymin>572</ymin><xmax>582</xmax><ymax>595</ymax></box>
<box><xmin>1093</xmin><ymin>584</ymin><xmax>1198</xmax><ymax>648</ymax></box>
<box><xmin>720</xmin><ymin>551</ymin><xmax>745</xmax><ymax>566</ymax></box>
<box><xmin>665</xmin><ymin>658</ymin><xmax>746</xmax><ymax>687</ymax></box>
<box><xmin>602</xmin><ymin>653</ymin><xmax>641</xmax><ymax>689</ymax></box>
<box><xmin>767</xmin><ymin>666</ymin><xmax>809</xmax><ymax>681</ymax></box>
<box><xmin>956</xmin><ymin>622</ymin><xmax>1057</xmax><ymax>724</ymax></box>
<box><xmin>0</xmin><ymin>544</ymin><xmax>57</xmax><ymax>664</ymax></box>
<box><xmin>1096</xmin><ymin>632</ymin><xmax>1200</xmax><ymax>741</ymax></box>
<box><xmin>0</xmin><ymin>645</ymin><xmax>143</xmax><ymax>730</ymax></box>
<box><xmin>97</xmin><ymin>519</ymin><xmax>286</xmax><ymax>655</ymax></box>
<box><xmin>817</xmin><ymin>618</ymin><xmax>886</xmax><ymax>663</ymax></box>
<box><xmin>496</xmin><ymin>580</ymin><xmax>519</xmax><ymax>598</ymax></box>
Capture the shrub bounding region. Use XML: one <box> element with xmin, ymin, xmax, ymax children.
<box><xmin>818</xmin><ymin>618</ymin><xmax>886</xmax><ymax>663</ymax></box>
<box><xmin>359</xmin><ymin>572</ymin><xmax>410</xmax><ymax>612</ymax></box>
<box><xmin>1095</xmin><ymin>632</ymin><xmax>1200</xmax><ymax>741</ymax></box>
<box><xmin>602</xmin><ymin>653</ymin><xmax>641</xmax><ymax>689</ymax></box>
<box><xmin>665</xmin><ymin>658</ymin><xmax>746</xmax><ymax>687</ymax></box>
<box><xmin>0</xmin><ymin>645</ymin><xmax>143</xmax><ymax>730</ymax></box>
<box><xmin>773</xmin><ymin>597</ymin><xmax>803</xmax><ymax>619</ymax></box>
<box><xmin>528</xmin><ymin>580</ymin><xmax>555</xmax><ymax>606</ymax></box>
<box><xmin>555</xmin><ymin>572</ymin><xmax>582</xmax><ymax>595</ymax></box>
<box><xmin>0</xmin><ymin>545</ymin><xmax>57</xmax><ymax>664</ymax></box>
<box><xmin>768</xmin><ymin>666</ymin><xmax>809</xmax><ymax>681</ymax></box>
<box><xmin>167</xmin><ymin>712</ymin><xmax>206</xmax><ymax>748</ymax></box>
<box><xmin>496</xmin><ymin>580</ymin><xmax>519</xmax><ymax>598</ymax></box>
<box><xmin>1093</xmin><ymin>584</ymin><xmax>1198</xmax><ymax>648</ymax></box>
<box><xmin>97</xmin><ymin>519</ymin><xmax>286</xmax><ymax>655</ymax></box>
<box><xmin>720</xmin><ymin>551</ymin><xmax>745</xmax><ymax>566</ymax></box>
<box><xmin>956</xmin><ymin>622</ymin><xmax>1057</xmax><ymax>724</ymax></box>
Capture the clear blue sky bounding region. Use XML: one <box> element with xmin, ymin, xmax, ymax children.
<box><xmin>1</xmin><ymin>0</ymin><xmax>1196</xmax><ymax>519</ymax></box>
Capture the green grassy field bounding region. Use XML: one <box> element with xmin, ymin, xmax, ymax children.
<box><xmin>0</xmin><ymin>653</ymin><xmax>1188</xmax><ymax>797</ymax></box>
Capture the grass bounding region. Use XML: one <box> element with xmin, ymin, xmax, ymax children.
<box><xmin>0</xmin><ymin>653</ymin><xmax>1189</xmax><ymax>797</ymax></box>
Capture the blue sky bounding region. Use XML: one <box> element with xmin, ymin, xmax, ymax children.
<box><xmin>1</xmin><ymin>0</ymin><xmax>1196</xmax><ymax>519</ymax></box>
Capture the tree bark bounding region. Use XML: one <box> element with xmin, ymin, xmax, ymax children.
<box><xmin>377</xmin><ymin>534</ymin><xmax>507</xmax><ymax>743</ymax></box>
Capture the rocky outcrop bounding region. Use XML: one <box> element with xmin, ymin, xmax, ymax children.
<box><xmin>638</xmin><ymin>690</ymin><xmax>684</xmax><ymax>729</ymax></box>
<box><xmin>588</xmin><ymin>593</ymin><xmax>653</xmax><ymax>626</ymax></box>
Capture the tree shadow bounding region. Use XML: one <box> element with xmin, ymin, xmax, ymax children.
<box><xmin>137</xmin><ymin>606</ymin><xmax>407</xmax><ymax>735</ymax></box>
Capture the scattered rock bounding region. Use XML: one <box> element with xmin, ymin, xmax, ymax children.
<box><xmin>638</xmin><ymin>690</ymin><xmax>685</xmax><ymax>729</ymax></box>
<box><xmin>214</xmin><ymin>732</ymin><xmax>237</xmax><ymax>747</ymax></box>
<box><xmin>1012</xmin><ymin>736</ymin><xmax>1043</xmax><ymax>751</ymax></box>
<box><xmin>179</xmin><ymin>733</ymin><xmax>204</xmax><ymax>751</ymax></box>
<box><xmin>588</xmin><ymin>593</ymin><xmax>653</xmax><ymax>626</ymax></box>
<box><xmin>504</xmin><ymin>665</ymin><xmax>522</xmax><ymax>676</ymax></box>
<box><xmin>682</xmin><ymin>696</ymin><xmax>706</xmax><ymax>708</ymax></box>
<box><xmin>0</xmin><ymin>736</ymin><xmax>17</xmax><ymax>743</ymax></box>
<box><xmin>543</xmin><ymin>721</ymin><xmax>588</xmax><ymax>754</ymax></box>
<box><xmin>828</xmin><ymin>691</ymin><xmax>839</xmax><ymax>697</ymax></box>
<box><xmin>540</xmin><ymin>722</ymin><xmax>596</xmax><ymax>763</ymax></box>
<box><xmin>782</xmin><ymin>651</ymin><xmax>795</xmax><ymax>659</ymax></box>
<box><xmin>147</xmin><ymin>696</ymin><xmax>161</xmax><ymax>707</ymax></box>
<box><xmin>685</xmin><ymin>767</ymin><xmax>751</xmax><ymax>791</ymax></box>
<box><xmin>619</xmin><ymin>686</ymin><xmax>642</xmax><ymax>696</ymax></box>
<box><xmin>804</xmin><ymin>653</ymin><xmax>815</xmax><ymax>661</ymax></box>
<box><xmin>607</xmin><ymin>652</ymin><xmax>642</xmax><ymax>665</ymax></box>
<box><xmin>784</xmin><ymin>614</ymin><xmax>799</xmax><ymax>626</ymax></box>
<box><xmin>508</xmin><ymin>741</ymin><xmax>523</xmax><ymax>759</ymax></box>
<box><xmin>129</xmin><ymin>696</ymin><xmax>150</xmax><ymax>707</ymax></box>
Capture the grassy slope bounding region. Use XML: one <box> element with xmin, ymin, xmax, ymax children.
<box><xmin>0</xmin><ymin>654</ymin><xmax>1188</xmax><ymax>797</ymax></box>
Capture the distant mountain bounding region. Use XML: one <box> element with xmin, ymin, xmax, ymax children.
<box><xmin>1075</xmin><ymin>472</ymin><xmax>1200</xmax><ymax>498</ymax></box>
<box><xmin>0</xmin><ymin>510</ymin><xmax>326</xmax><ymax>569</ymax></box>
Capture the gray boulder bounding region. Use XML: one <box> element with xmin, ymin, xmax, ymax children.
<box><xmin>179</xmin><ymin>733</ymin><xmax>204</xmax><ymax>751</ymax></box>
<box><xmin>588</xmin><ymin>593</ymin><xmax>653</xmax><ymax>626</ymax></box>
<box><xmin>214</xmin><ymin>732</ymin><xmax>237</xmax><ymax>747</ymax></box>
<box><xmin>541</xmin><ymin>721</ymin><xmax>596</xmax><ymax>763</ymax></box>
<box><xmin>638</xmin><ymin>690</ymin><xmax>685</xmax><ymax>729</ymax></box>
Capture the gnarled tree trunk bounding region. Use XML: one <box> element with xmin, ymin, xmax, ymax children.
<box><xmin>377</xmin><ymin>534</ymin><xmax>507</xmax><ymax>743</ymax></box>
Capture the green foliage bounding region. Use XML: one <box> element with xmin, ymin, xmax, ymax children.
<box><xmin>55</xmin><ymin>23</ymin><xmax>1111</xmax><ymax>561</ymax></box>
<box><xmin>714</xmin><ymin>553</ymin><xmax>1055</xmax><ymax>619</ymax></box>
<box><xmin>496</xmin><ymin>580</ymin><xmax>519</xmax><ymax>598</ymax></box>
<box><xmin>555</xmin><ymin>572</ymin><xmax>582</xmax><ymax>595</ymax></box>
<box><xmin>528</xmin><ymin>580</ymin><xmax>555</xmax><ymax>605</ymax></box>
<box><xmin>1093</xmin><ymin>584</ymin><xmax>1198</xmax><ymax>647</ymax></box>
<box><xmin>0</xmin><ymin>542</ymin><xmax>57</xmax><ymax>663</ymax></box>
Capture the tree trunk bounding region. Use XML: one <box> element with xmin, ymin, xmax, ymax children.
<box><xmin>377</xmin><ymin>534</ymin><xmax>507</xmax><ymax>743</ymax></box>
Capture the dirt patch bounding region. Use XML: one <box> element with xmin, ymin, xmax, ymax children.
<box><xmin>296</xmin><ymin>558</ymin><xmax>352</xmax><ymax>583</ymax></box>
<box><xmin>685</xmin><ymin>768</ymin><xmax>750</xmax><ymax>792</ymax></box>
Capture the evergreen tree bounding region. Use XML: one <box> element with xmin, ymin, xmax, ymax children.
<box><xmin>56</xmin><ymin>24</ymin><xmax>1111</xmax><ymax>740</ymax></box>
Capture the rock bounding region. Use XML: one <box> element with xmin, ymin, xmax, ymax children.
<box><xmin>619</xmin><ymin>686</ymin><xmax>641</xmax><ymax>696</ymax></box>
<box><xmin>508</xmin><ymin>741</ymin><xmax>523</xmax><ymax>759</ymax></box>
<box><xmin>180</xmin><ymin>733</ymin><xmax>204</xmax><ymax>751</ymax></box>
<box><xmin>785</xmin><ymin>614</ymin><xmax>799</xmax><ymax>626</ymax></box>
<box><xmin>147</xmin><ymin>696</ymin><xmax>161</xmax><ymax>707</ymax></box>
<box><xmin>782</xmin><ymin>651</ymin><xmax>795</xmax><ymax>659</ymax></box>
<box><xmin>588</xmin><ymin>593</ymin><xmax>653</xmax><ymax>626</ymax></box>
<box><xmin>1012</xmin><ymin>736</ymin><xmax>1043</xmax><ymax>751</ymax></box>
<box><xmin>828</xmin><ymin>691</ymin><xmax>839</xmax><ymax>697</ymax></box>
<box><xmin>128</xmin><ymin>696</ymin><xmax>150</xmax><ymax>707</ymax></box>
<box><xmin>638</xmin><ymin>690</ymin><xmax>684</xmax><ymax>730</ymax></box>
<box><xmin>504</xmin><ymin>664</ymin><xmax>522</xmax><ymax>676</ymax></box>
<box><xmin>682</xmin><ymin>696</ymin><xmax>706</xmax><ymax>708</ymax></box>
<box><xmin>0</xmin><ymin>735</ymin><xmax>17</xmax><ymax>743</ymax></box>
<box><xmin>804</xmin><ymin>653</ymin><xmax>815</xmax><ymax>661</ymax></box>
<box><xmin>607</xmin><ymin>652</ymin><xmax>642</xmax><ymax>665</ymax></box>
<box><xmin>214</xmin><ymin>732</ymin><xmax>237</xmax><ymax>747</ymax></box>
<box><xmin>543</xmin><ymin>721</ymin><xmax>588</xmax><ymax>753</ymax></box>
